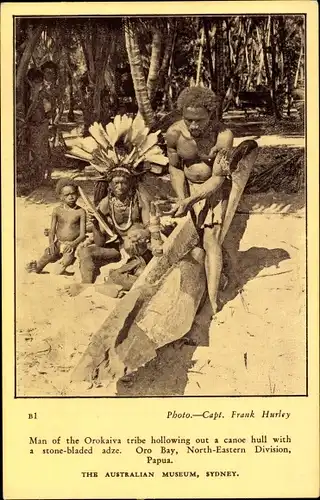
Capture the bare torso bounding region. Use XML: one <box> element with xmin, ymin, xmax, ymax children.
<box><xmin>98</xmin><ymin>193</ymin><xmax>142</xmax><ymax>237</ymax></box>
<box><xmin>173</xmin><ymin>120</ymin><xmax>220</xmax><ymax>184</ymax></box>
<box><xmin>55</xmin><ymin>205</ymin><xmax>84</xmax><ymax>242</ymax></box>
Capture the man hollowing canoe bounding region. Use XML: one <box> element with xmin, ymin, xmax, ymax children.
<box><xmin>166</xmin><ymin>86</ymin><xmax>258</xmax><ymax>317</ymax></box>
<box><xmin>70</xmin><ymin>107</ymin><xmax>259</xmax><ymax>387</ymax></box>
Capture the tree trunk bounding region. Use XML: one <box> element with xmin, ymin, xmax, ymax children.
<box><xmin>260</xmin><ymin>19</ymin><xmax>279</xmax><ymax>118</ymax></box>
<box><xmin>146</xmin><ymin>28</ymin><xmax>162</xmax><ymax>102</ymax></box>
<box><xmin>255</xmin><ymin>29</ymin><xmax>264</xmax><ymax>86</ymax></box>
<box><xmin>294</xmin><ymin>26</ymin><xmax>304</xmax><ymax>88</ymax></box>
<box><xmin>16</xmin><ymin>24</ymin><xmax>43</xmax><ymax>99</ymax></box>
<box><xmin>214</xmin><ymin>18</ymin><xmax>225</xmax><ymax>119</ymax></box>
<box><xmin>270</xmin><ymin>17</ymin><xmax>281</xmax><ymax>118</ymax></box>
<box><xmin>246</xmin><ymin>43</ymin><xmax>254</xmax><ymax>89</ymax></box>
<box><xmin>124</xmin><ymin>19</ymin><xmax>154</xmax><ymax>127</ymax></box>
<box><xmin>67</xmin><ymin>52</ymin><xmax>75</xmax><ymax>122</ymax></box>
<box><xmin>158</xmin><ymin>21</ymin><xmax>175</xmax><ymax>87</ymax></box>
<box><xmin>203</xmin><ymin>18</ymin><xmax>215</xmax><ymax>89</ymax></box>
<box><xmin>163</xmin><ymin>22</ymin><xmax>177</xmax><ymax>110</ymax></box>
<box><xmin>196</xmin><ymin>28</ymin><xmax>205</xmax><ymax>86</ymax></box>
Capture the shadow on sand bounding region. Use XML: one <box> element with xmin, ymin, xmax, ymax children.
<box><xmin>116</xmin><ymin>213</ymin><xmax>291</xmax><ymax>397</ymax></box>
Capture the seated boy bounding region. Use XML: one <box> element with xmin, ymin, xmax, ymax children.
<box><xmin>26</xmin><ymin>179</ymin><xmax>86</xmax><ymax>275</ymax></box>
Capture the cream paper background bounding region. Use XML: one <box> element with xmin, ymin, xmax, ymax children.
<box><xmin>2</xmin><ymin>2</ymin><xmax>319</xmax><ymax>498</ymax></box>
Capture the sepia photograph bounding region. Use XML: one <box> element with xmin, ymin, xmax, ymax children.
<box><xmin>15</xmin><ymin>13</ymin><xmax>306</xmax><ymax>398</ymax></box>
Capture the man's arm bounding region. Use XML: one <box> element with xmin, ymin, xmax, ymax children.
<box><xmin>166</xmin><ymin>126</ymin><xmax>188</xmax><ymax>200</ymax></box>
<box><xmin>93</xmin><ymin>197</ymin><xmax>110</xmax><ymax>246</ymax></box>
<box><xmin>137</xmin><ymin>186</ymin><xmax>151</xmax><ymax>227</ymax></box>
<box><xmin>185</xmin><ymin>128</ymin><xmax>234</xmax><ymax>204</ymax></box>
<box><xmin>169</xmin><ymin>163</ymin><xmax>189</xmax><ymax>200</ymax></box>
<box><xmin>185</xmin><ymin>175</ymin><xmax>225</xmax><ymax>205</ymax></box>
<box><xmin>208</xmin><ymin>128</ymin><xmax>234</xmax><ymax>157</ymax></box>
<box><xmin>172</xmin><ymin>128</ymin><xmax>234</xmax><ymax>217</ymax></box>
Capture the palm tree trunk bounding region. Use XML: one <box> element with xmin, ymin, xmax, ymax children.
<box><xmin>256</xmin><ymin>28</ymin><xmax>264</xmax><ymax>86</ymax></box>
<box><xmin>270</xmin><ymin>17</ymin><xmax>281</xmax><ymax>118</ymax></box>
<box><xmin>147</xmin><ymin>28</ymin><xmax>162</xmax><ymax>102</ymax></box>
<box><xmin>214</xmin><ymin>18</ymin><xmax>224</xmax><ymax>118</ymax></box>
<box><xmin>294</xmin><ymin>26</ymin><xmax>304</xmax><ymax>88</ymax></box>
<box><xmin>163</xmin><ymin>25</ymin><xmax>177</xmax><ymax>110</ymax></box>
<box><xmin>159</xmin><ymin>21</ymin><xmax>175</xmax><ymax>82</ymax></box>
<box><xmin>16</xmin><ymin>24</ymin><xmax>43</xmax><ymax>96</ymax></box>
<box><xmin>196</xmin><ymin>28</ymin><xmax>205</xmax><ymax>86</ymax></box>
<box><xmin>124</xmin><ymin>19</ymin><xmax>154</xmax><ymax>127</ymax></box>
<box><xmin>203</xmin><ymin>18</ymin><xmax>215</xmax><ymax>89</ymax></box>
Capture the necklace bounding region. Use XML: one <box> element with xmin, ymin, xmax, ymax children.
<box><xmin>110</xmin><ymin>196</ymin><xmax>133</xmax><ymax>232</ymax></box>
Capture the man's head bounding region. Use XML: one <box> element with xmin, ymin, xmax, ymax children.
<box><xmin>123</xmin><ymin>223</ymin><xmax>150</xmax><ymax>257</ymax></box>
<box><xmin>41</xmin><ymin>61</ymin><xmax>58</xmax><ymax>84</ymax></box>
<box><xmin>27</xmin><ymin>68</ymin><xmax>44</xmax><ymax>88</ymax></box>
<box><xmin>56</xmin><ymin>179</ymin><xmax>79</xmax><ymax>207</ymax></box>
<box><xmin>108</xmin><ymin>167</ymin><xmax>133</xmax><ymax>199</ymax></box>
<box><xmin>177</xmin><ymin>86</ymin><xmax>219</xmax><ymax>138</ymax></box>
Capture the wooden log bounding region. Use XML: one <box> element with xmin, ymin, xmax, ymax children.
<box><xmin>219</xmin><ymin>144</ymin><xmax>259</xmax><ymax>244</ymax></box>
<box><xmin>71</xmin><ymin>215</ymin><xmax>201</xmax><ymax>383</ymax></box>
<box><xmin>114</xmin><ymin>250</ymin><xmax>206</xmax><ymax>373</ymax></box>
<box><xmin>71</xmin><ymin>289</ymin><xmax>143</xmax><ymax>382</ymax></box>
<box><xmin>133</xmin><ymin>214</ymin><xmax>199</xmax><ymax>287</ymax></box>
<box><xmin>71</xmin><ymin>141</ymin><xmax>259</xmax><ymax>385</ymax></box>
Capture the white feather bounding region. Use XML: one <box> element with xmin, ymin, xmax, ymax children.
<box><xmin>79</xmin><ymin>136</ymin><xmax>98</xmax><ymax>153</ymax></box>
<box><xmin>105</xmin><ymin>121</ymin><xmax>118</xmax><ymax>146</ymax></box>
<box><xmin>89</xmin><ymin>122</ymin><xmax>110</xmax><ymax>150</ymax></box>
<box><xmin>68</xmin><ymin>145</ymin><xmax>93</xmax><ymax>161</ymax></box>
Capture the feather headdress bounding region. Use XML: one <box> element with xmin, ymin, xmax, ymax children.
<box><xmin>65</xmin><ymin>113</ymin><xmax>169</xmax><ymax>179</ymax></box>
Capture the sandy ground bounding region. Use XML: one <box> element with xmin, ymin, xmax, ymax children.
<box><xmin>15</xmin><ymin>184</ymin><xmax>306</xmax><ymax>397</ymax></box>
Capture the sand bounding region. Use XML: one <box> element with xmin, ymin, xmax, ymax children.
<box><xmin>15</xmin><ymin>181</ymin><xmax>306</xmax><ymax>397</ymax></box>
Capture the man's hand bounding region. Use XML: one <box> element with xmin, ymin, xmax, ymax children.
<box><xmin>171</xmin><ymin>198</ymin><xmax>192</xmax><ymax>218</ymax></box>
<box><xmin>199</xmin><ymin>146</ymin><xmax>218</xmax><ymax>163</ymax></box>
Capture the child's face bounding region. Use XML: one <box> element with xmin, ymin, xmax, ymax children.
<box><xmin>60</xmin><ymin>186</ymin><xmax>78</xmax><ymax>207</ymax></box>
